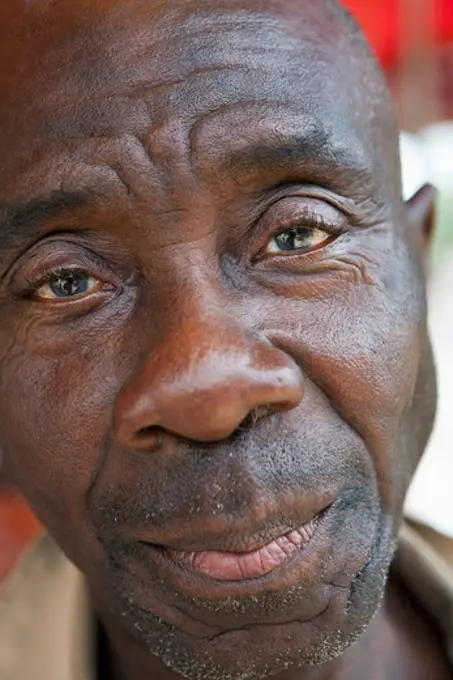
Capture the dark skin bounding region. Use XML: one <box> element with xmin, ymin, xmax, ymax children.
<box><xmin>0</xmin><ymin>0</ymin><xmax>450</xmax><ymax>679</ymax></box>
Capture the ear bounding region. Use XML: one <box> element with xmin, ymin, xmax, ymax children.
<box><xmin>405</xmin><ymin>183</ymin><xmax>438</xmax><ymax>255</ymax></box>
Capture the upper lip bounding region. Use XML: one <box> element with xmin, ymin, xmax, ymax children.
<box><xmin>135</xmin><ymin>496</ymin><xmax>333</xmax><ymax>554</ymax></box>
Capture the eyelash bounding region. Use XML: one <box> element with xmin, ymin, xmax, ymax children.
<box><xmin>233</xmin><ymin>207</ymin><xmax>336</xmax><ymax>255</ymax></box>
<box><xmin>272</xmin><ymin>212</ymin><xmax>337</xmax><ymax>237</ymax></box>
<box><xmin>250</xmin><ymin>211</ymin><xmax>341</xmax><ymax>260</ymax></box>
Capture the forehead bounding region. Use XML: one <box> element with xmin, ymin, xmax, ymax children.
<box><xmin>0</xmin><ymin>0</ymin><xmax>383</xmax><ymax>202</ymax></box>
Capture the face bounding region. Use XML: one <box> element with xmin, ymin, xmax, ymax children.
<box><xmin>0</xmin><ymin>1</ymin><xmax>436</xmax><ymax>678</ymax></box>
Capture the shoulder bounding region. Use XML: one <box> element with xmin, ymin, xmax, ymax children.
<box><xmin>394</xmin><ymin>521</ymin><xmax>453</xmax><ymax>666</ymax></box>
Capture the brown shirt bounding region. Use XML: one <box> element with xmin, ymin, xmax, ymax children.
<box><xmin>0</xmin><ymin>523</ymin><xmax>452</xmax><ymax>680</ymax></box>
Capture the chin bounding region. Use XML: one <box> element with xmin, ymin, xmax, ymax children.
<box><xmin>99</xmin><ymin>510</ymin><xmax>396</xmax><ymax>680</ymax></box>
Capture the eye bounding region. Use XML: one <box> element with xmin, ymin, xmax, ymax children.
<box><xmin>265</xmin><ymin>226</ymin><xmax>331</xmax><ymax>255</ymax></box>
<box><xmin>34</xmin><ymin>271</ymin><xmax>102</xmax><ymax>301</ymax></box>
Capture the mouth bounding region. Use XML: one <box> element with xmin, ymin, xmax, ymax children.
<box><xmin>167</xmin><ymin>517</ymin><xmax>319</xmax><ymax>581</ymax></box>
<box><xmin>128</xmin><ymin>493</ymin><xmax>338</xmax><ymax>594</ymax></box>
<box><xmin>98</xmin><ymin>480</ymin><xmax>383</xmax><ymax>665</ymax></box>
<box><xmin>109</xmin><ymin>493</ymin><xmax>379</xmax><ymax>633</ymax></box>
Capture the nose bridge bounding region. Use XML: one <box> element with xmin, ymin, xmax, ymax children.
<box><xmin>113</xmin><ymin>299</ymin><xmax>304</xmax><ymax>445</ymax></box>
<box><xmin>140</xmin><ymin>314</ymin><xmax>280</xmax><ymax>400</ymax></box>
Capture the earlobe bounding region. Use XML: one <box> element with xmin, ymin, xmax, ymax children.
<box><xmin>405</xmin><ymin>183</ymin><xmax>438</xmax><ymax>253</ymax></box>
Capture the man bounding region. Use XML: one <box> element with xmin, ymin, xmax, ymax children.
<box><xmin>0</xmin><ymin>0</ymin><xmax>452</xmax><ymax>678</ymax></box>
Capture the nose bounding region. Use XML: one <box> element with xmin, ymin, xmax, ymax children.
<box><xmin>113</xmin><ymin>320</ymin><xmax>304</xmax><ymax>446</ymax></box>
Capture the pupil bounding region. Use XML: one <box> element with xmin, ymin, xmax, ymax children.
<box><xmin>50</xmin><ymin>273</ymin><xmax>88</xmax><ymax>297</ymax></box>
<box><xmin>276</xmin><ymin>227</ymin><xmax>311</xmax><ymax>251</ymax></box>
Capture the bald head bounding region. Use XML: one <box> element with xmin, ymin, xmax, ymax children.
<box><xmin>0</xmin><ymin>2</ymin><xmax>436</xmax><ymax>680</ymax></box>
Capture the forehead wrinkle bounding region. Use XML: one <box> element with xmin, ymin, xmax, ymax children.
<box><xmin>0</xmin><ymin>1</ymin><xmax>376</xmax><ymax>110</ymax></box>
<box><xmin>90</xmin><ymin>65</ymin><xmax>247</xmax><ymax>102</ymax></box>
<box><xmin>86</xmin><ymin>12</ymin><xmax>322</xmax><ymax>91</ymax></box>
<box><xmin>110</xmin><ymin>15</ymin><xmax>338</xmax><ymax>86</ymax></box>
<box><xmin>0</xmin><ymin>0</ymin><xmax>400</xmax><ymax>205</ymax></box>
<box><xmin>54</xmin><ymin>33</ymin><xmax>333</xmax><ymax>113</ymax></box>
<box><xmin>46</xmin><ymin>65</ymin><xmax>253</xmax><ymax>141</ymax></box>
<box><xmin>188</xmin><ymin>101</ymin><xmax>373</xmax><ymax>192</ymax></box>
<box><xmin>19</xmin><ymin>5</ymin><xmax>346</xmax><ymax>138</ymax></box>
<box><xmin>48</xmin><ymin>3</ymin><xmax>340</xmax><ymax>73</ymax></box>
<box><xmin>54</xmin><ymin>32</ymin><xmax>379</xmax><ymax>181</ymax></box>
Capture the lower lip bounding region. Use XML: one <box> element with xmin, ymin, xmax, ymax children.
<box><xmin>167</xmin><ymin>517</ymin><xmax>319</xmax><ymax>582</ymax></box>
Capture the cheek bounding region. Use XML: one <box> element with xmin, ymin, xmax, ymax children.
<box><xmin>264</xmin><ymin>281</ymin><xmax>424</xmax><ymax>512</ymax></box>
<box><xmin>0</xmin><ymin>324</ymin><xmax>118</xmax><ymax>556</ymax></box>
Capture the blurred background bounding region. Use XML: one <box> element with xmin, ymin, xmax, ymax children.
<box><xmin>1</xmin><ymin>0</ymin><xmax>452</xmax><ymax>581</ymax></box>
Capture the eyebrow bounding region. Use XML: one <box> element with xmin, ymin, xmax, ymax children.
<box><xmin>0</xmin><ymin>189</ymin><xmax>90</xmax><ymax>247</ymax></box>
<box><xmin>219</xmin><ymin>132</ymin><xmax>372</xmax><ymax>190</ymax></box>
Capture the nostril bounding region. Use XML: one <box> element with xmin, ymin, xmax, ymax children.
<box><xmin>250</xmin><ymin>404</ymin><xmax>272</xmax><ymax>424</ymax></box>
<box><xmin>133</xmin><ymin>425</ymin><xmax>164</xmax><ymax>449</ymax></box>
<box><xmin>238</xmin><ymin>405</ymin><xmax>271</xmax><ymax>431</ymax></box>
<box><xmin>137</xmin><ymin>426</ymin><xmax>155</xmax><ymax>438</ymax></box>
